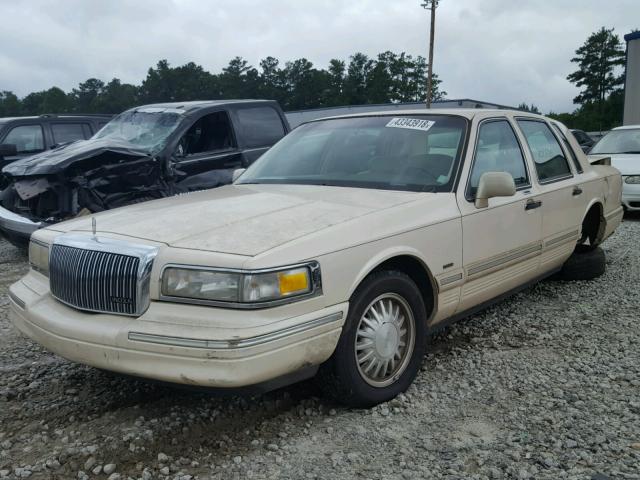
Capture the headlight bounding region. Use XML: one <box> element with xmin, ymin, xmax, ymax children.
<box><xmin>160</xmin><ymin>262</ymin><xmax>321</xmax><ymax>307</ymax></box>
<box><xmin>624</xmin><ymin>175</ymin><xmax>640</xmax><ymax>184</ymax></box>
<box><xmin>29</xmin><ymin>239</ymin><xmax>49</xmax><ymax>277</ymax></box>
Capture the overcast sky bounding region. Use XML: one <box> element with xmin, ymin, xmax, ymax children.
<box><xmin>0</xmin><ymin>0</ymin><xmax>637</xmax><ymax>113</ymax></box>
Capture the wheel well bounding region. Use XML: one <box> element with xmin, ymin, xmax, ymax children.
<box><xmin>581</xmin><ymin>203</ymin><xmax>604</xmax><ymax>245</ymax></box>
<box><xmin>370</xmin><ymin>255</ymin><xmax>436</xmax><ymax>317</ymax></box>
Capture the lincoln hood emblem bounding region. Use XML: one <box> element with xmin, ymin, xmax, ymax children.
<box><xmin>92</xmin><ymin>217</ymin><xmax>97</xmax><ymax>236</ymax></box>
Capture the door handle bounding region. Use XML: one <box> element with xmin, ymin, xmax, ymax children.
<box><xmin>573</xmin><ymin>187</ymin><xmax>583</xmax><ymax>196</ymax></box>
<box><xmin>525</xmin><ymin>199</ymin><xmax>542</xmax><ymax>210</ymax></box>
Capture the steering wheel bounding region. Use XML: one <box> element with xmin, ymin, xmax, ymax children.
<box><xmin>401</xmin><ymin>165</ymin><xmax>438</xmax><ymax>185</ymax></box>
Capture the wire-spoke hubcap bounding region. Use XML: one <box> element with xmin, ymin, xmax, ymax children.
<box><xmin>355</xmin><ymin>293</ymin><xmax>416</xmax><ymax>387</ymax></box>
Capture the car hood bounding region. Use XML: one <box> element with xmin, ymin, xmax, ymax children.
<box><xmin>606</xmin><ymin>154</ymin><xmax>640</xmax><ymax>175</ymax></box>
<box><xmin>2</xmin><ymin>137</ymin><xmax>152</xmax><ymax>177</ymax></box>
<box><xmin>48</xmin><ymin>184</ymin><xmax>429</xmax><ymax>256</ymax></box>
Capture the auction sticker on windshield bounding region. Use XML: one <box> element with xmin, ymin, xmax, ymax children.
<box><xmin>386</xmin><ymin>117</ymin><xmax>435</xmax><ymax>132</ymax></box>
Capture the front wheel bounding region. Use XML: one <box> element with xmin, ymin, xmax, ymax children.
<box><xmin>319</xmin><ymin>270</ymin><xmax>427</xmax><ymax>407</ymax></box>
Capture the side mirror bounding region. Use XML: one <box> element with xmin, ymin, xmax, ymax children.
<box><xmin>232</xmin><ymin>168</ymin><xmax>246</xmax><ymax>183</ymax></box>
<box><xmin>0</xmin><ymin>144</ymin><xmax>17</xmax><ymax>157</ymax></box>
<box><xmin>475</xmin><ymin>172</ymin><xmax>516</xmax><ymax>209</ymax></box>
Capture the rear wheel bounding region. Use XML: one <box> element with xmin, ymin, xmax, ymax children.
<box><xmin>577</xmin><ymin>206</ymin><xmax>603</xmax><ymax>252</ymax></box>
<box><xmin>320</xmin><ymin>270</ymin><xmax>427</xmax><ymax>407</ymax></box>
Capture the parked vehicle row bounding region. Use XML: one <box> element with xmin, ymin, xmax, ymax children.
<box><xmin>9</xmin><ymin>109</ymin><xmax>623</xmax><ymax>406</ymax></box>
<box><xmin>0</xmin><ymin>100</ymin><xmax>290</xmax><ymax>246</ymax></box>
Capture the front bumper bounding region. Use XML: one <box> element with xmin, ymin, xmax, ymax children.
<box><xmin>622</xmin><ymin>182</ymin><xmax>640</xmax><ymax>211</ymax></box>
<box><xmin>9</xmin><ymin>271</ymin><xmax>347</xmax><ymax>389</ymax></box>
<box><xmin>0</xmin><ymin>205</ymin><xmax>43</xmax><ymax>245</ymax></box>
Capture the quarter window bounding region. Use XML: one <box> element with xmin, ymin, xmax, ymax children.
<box><xmin>469</xmin><ymin>120</ymin><xmax>529</xmax><ymax>193</ymax></box>
<box><xmin>236</xmin><ymin>107</ymin><xmax>286</xmax><ymax>148</ymax></box>
<box><xmin>517</xmin><ymin>120</ymin><xmax>572</xmax><ymax>182</ymax></box>
<box><xmin>3</xmin><ymin>125</ymin><xmax>45</xmax><ymax>154</ymax></box>
<box><xmin>551</xmin><ymin>124</ymin><xmax>583</xmax><ymax>173</ymax></box>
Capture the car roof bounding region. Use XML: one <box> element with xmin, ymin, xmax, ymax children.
<box><xmin>308</xmin><ymin>108</ymin><xmax>546</xmax><ymax>123</ymax></box>
<box><xmin>0</xmin><ymin>114</ymin><xmax>111</xmax><ymax>125</ymax></box>
<box><xmin>612</xmin><ymin>125</ymin><xmax>640</xmax><ymax>130</ymax></box>
<box><xmin>127</xmin><ymin>99</ymin><xmax>276</xmax><ymax>114</ymax></box>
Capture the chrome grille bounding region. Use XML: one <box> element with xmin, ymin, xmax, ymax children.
<box><xmin>50</xmin><ymin>245</ymin><xmax>140</xmax><ymax>315</ymax></box>
<box><xmin>48</xmin><ymin>234</ymin><xmax>158</xmax><ymax>316</ymax></box>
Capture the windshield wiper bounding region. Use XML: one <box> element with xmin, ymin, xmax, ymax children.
<box><xmin>621</xmin><ymin>151</ymin><xmax>640</xmax><ymax>154</ymax></box>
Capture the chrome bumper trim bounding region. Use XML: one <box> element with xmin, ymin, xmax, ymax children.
<box><xmin>0</xmin><ymin>205</ymin><xmax>43</xmax><ymax>236</ymax></box>
<box><xmin>128</xmin><ymin>311</ymin><xmax>343</xmax><ymax>350</ymax></box>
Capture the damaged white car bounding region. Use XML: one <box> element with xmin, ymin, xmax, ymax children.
<box><xmin>9</xmin><ymin>109</ymin><xmax>622</xmax><ymax>407</ymax></box>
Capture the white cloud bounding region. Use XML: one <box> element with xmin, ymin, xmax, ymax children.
<box><xmin>0</xmin><ymin>0</ymin><xmax>636</xmax><ymax>112</ymax></box>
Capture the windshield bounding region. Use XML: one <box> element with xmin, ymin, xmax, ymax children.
<box><xmin>93</xmin><ymin>108</ymin><xmax>183</xmax><ymax>152</ymax></box>
<box><xmin>238</xmin><ymin>115</ymin><xmax>467</xmax><ymax>192</ymax></box>
<box><xmin>590</xmin><ymin>129</ymin><xmax>640</xmax><ymax>154</ymax></box>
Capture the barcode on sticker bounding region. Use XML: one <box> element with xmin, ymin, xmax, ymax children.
<box><xmin>385</xmin><ymin>117</ymin><xmax>435</xmax><ymax>132</ymax></box>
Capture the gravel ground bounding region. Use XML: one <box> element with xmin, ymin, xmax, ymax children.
<box><xmin>1</xmin><ymin>218</ymin><xmax>639</xmax><ymax>480</ymax></box>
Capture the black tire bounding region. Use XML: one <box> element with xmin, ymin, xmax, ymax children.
<box><xmin>574</xmin><ymin>243</ymin><xmax>598</xmax><ymax>253</ymax></box>
<box><xmin>555</xmin><ymin>246</ymin><xmax>605</xmax><ymax>281</ymax></box>
<box><xmin>319</xmin><ymin>270</ymin><xmax>427</xmax><ymax>408</ymax></box>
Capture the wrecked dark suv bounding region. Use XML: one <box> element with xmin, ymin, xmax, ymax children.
<box><xmin>0</xmin><ymin>100</ymin><xmax>290</xmax><ymax>245</ymax></box>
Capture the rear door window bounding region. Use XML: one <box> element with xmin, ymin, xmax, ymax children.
<box><xmin>3</xmin><ymin>125</ymin><xmax>45</xmax><ymax>154</ymax></box>
<box><xmin>51</xmin><ymin>123</ymin><xmax>91</xmax><ymax>144</ymax></box>
<box><xmin>236</xmin><ymin>107</ymin><xmax>286</xmax><ymax>148</ymax></box>
<box><xmin>516</xmin><ymin>119</ymin><xmax>572</xmax><ymax>183</ymax></box>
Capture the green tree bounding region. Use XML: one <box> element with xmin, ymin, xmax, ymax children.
<box><xmin>0</xmin><ymin>91</ymin><xmax>21</xmax><ymax>116</ymax></box>
<box><xmin>282</xmin><ymin>58</ymin><xmax>329</xmax><ymax>110</ymax></box>
<box><xmin>567</xmin><ymin>27</ymin><xmax>625</xmax><ymax>105</ymax></box>
<box><xmin>561</xmin><ymin>27</ymin><xmax>628</xmax><ymax>130</ymax></box>
<box><xmin>1</xmin><ymin>50</ymin><xmax>449</xmax><ymax>117</ymax></box>
<box><xmin>20</xmin><ymin>91</ymin><xmax>47</xmax><ymax>115</ymax></box>
<box><xmin>41</xmin><ymin>87</ymin><xmax>71</xmax><ymax>113</ymax></box>
<box><xmin>325</xmin><ymin>59</ymin><xmax>346</xmax><ymax>106</ymax></box>
<box><xmin>95</xmin><ymin>79</ymin><xmax>139</xmax><ymax>113</ymax></box>
<box><xmin>343</xmin><ymin>53</ymin><xmax>374</xmax><ymax>105</ymax></box>
<box><xmin>139</xmin><ymin>60</ymin><xmax>219</xmax><ymax>103</ymax></box>
<box><xmin>258</xmin><ymin>56</ymin><xmax>287</xmax><ymax>104</ymax></box>
<box><xmin>219</xmin><ymin>57</ymin><xmax>260</xmax><ymax>98</ymax></box>
<box><xmin>139</xmin><ymin>60</ymin><xmax>174</xmax><ymax>103</ymax></box>
<box><xmin>517</xmin><ymin>103</ymin><xmax>541</xmax><ymax>114</ymax></box>
<box><xmin>70</xmin><ymin>78</ymin><xmax>105</xmax><ymax>112</ymax></box>
<box><xmin>366</xmin><ymin>51</ymin><xmax>395</xmax><ymax>103</ymax></box>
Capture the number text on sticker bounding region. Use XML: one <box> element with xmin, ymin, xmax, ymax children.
<box><xmin>386</xmin><ymin>117</ymin><xmax>435</xmax><ymax>132</ymax></box>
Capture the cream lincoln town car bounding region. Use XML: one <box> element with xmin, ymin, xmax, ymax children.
<box><xmin>9</xmin><ymin>109</ymin><xmax>623</xmax><ymax>407</ymax></box>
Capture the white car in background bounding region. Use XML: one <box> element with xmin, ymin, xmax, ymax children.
<box><xmin>589</xmin><ymin>125</ymin><xmax>640</xmax><ymax>211</ymax></box>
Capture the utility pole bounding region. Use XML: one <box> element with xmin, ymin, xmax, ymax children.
<box><xmin>420</xmin><ymin>0</ymin><xmax>438</xmax><ymax>108</ymax></box>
